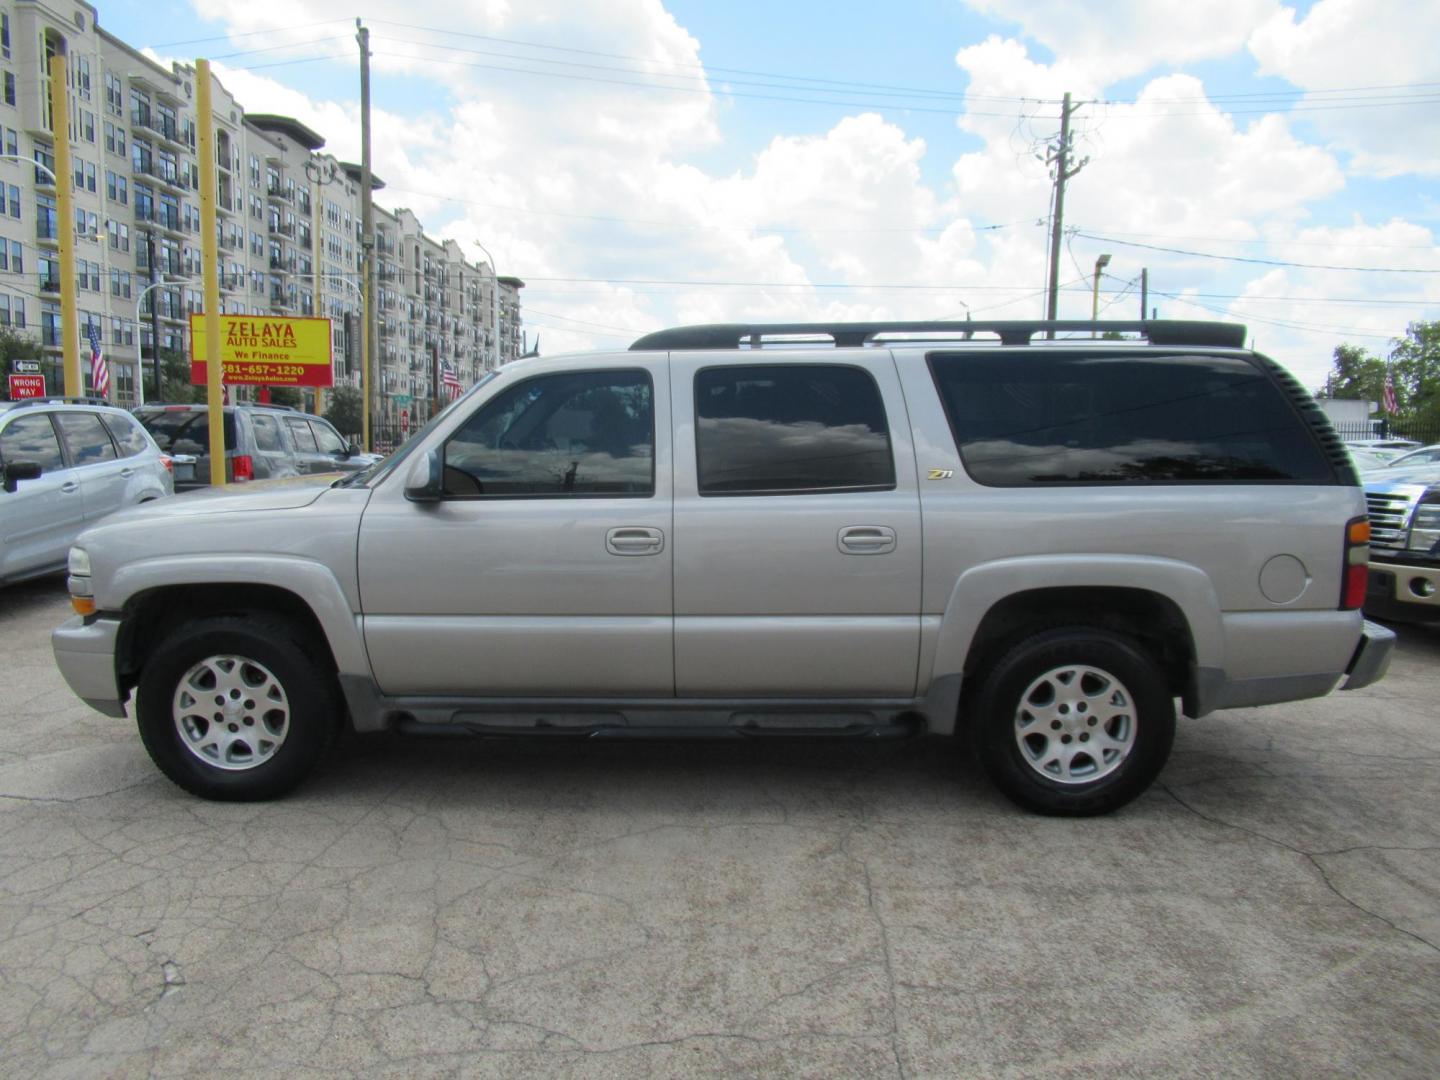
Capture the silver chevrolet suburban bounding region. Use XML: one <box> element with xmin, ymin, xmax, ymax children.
<box><xmin>52</xmin><ymin>320</ymin><xmax>1395</xmax><ymax>815</ymax></box>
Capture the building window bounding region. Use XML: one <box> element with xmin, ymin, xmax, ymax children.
<box><xmin>3</xmin><ymin>72</ymin><xmax>15</xmax><ymax>108</ymax></box>
<box><xmin>105</xmin><ymin>72</ymin><xmax>123</xmax><ymax>116</ymax></box>
<box><xmin>77</xmin><ymin>57</ymin><xmax>90</xmax><ymax>100</ymax></box>
<box><xmin>1</xmin><ymin>14</ymin><xmax>9</xmax><ymax>60</ymax></box>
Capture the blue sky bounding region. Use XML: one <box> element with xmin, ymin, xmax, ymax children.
<box><xmin>95</xmin><ymin>0</ymin><xmax>1440</xmax><ymax>386</ymax></box>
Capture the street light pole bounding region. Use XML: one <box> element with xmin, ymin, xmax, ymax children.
<box><xmin>133</xmin><ymin>276</ymin><xmax>196</xmax><ymax>403</ymax></box>
<box><xmin>473</xmin><ymin>239</ymin><xmax>499</xmax><ymax>370</ymax></box>
<box><xmin>1091</xmin><ymin>252</ymin><xmax>1111</xmax><ymax>334</ymax></box>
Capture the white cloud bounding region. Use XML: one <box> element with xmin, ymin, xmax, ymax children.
<box><xmin>960</xmin><ymin>0</ymin><xmax>1282</xmax><ymax>82</ymax></box>
<box><xmin>1249</xmin><ymin>0</ymin><xmax>1440</xmax><ymax>177</ymax></box>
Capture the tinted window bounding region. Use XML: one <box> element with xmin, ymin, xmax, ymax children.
<box><xmin>250</xmin><ymin>413</ymin><xmax>283</xmax><ymax>452</ymax></box>
<box><xmin>100</xmin><ymin>412</ymin><xmax>151</xmax><ymax>458</ymax></box>
<box><xmin>284</xmin><ymin>417</ymin><xmax>318</xmax><ymax>453</ymax></box>
<box><xmin>0</xmin><ymin>413</ymin><xmax>66</xmax><ymax>471</ymax></box>
<box><xmin>929</xmin><ymin>352</ymin><xmax>1334</xmax><ymax>486</ymax></box>
<box><xmin>310</xmin><ymin>419</ymin><xmax>346</xmax><ymax>455</ymax></box>
<box><xmin>136</xmin><ymin>410</ymin><xmax>237</xmax><ymax>455</ymax></box>
<box><xmin>54</xmin><ymin>412</ymin><xmax>117</xmax><ymax>465</ymax></box>
<box><xmin>694</xmin><ymin>364</ymin><xmax>895</xmax><ymax>496</ymax></box>
<box><xmin>443</xmin><ymin>369</ymin><xmax>653</xmax><ymax>497</ymax></box>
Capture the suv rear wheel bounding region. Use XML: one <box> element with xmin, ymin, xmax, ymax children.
<box><xmin>135</xmin><ymin>614</ymin><xmax>339</xmax><ymax>801</ymax></box>
<box><xmin>970</xmin><ymin>628</ymin><xmax>1175</xmax><ymax>816</ymax></box>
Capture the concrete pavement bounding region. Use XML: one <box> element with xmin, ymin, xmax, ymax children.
<box><xmin>1</xmin><ymin>576</ymin><xmax>1437</xmax><ymax>1077</ymax></box>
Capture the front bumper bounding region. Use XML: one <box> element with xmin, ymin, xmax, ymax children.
<box><xmin>1367</xmin><ymin>558</ymin><xmax>1440</xmax><ymax>610</ymax></box>
<box><xmin>1340</xmin><ymin>619</ymin><xmax>1395</xmax><ymax>692</ymax></box>
<box><xmin>51</xmin><ymin>615</ymin><xmax>127</xmax><ymax>718</ymax></box>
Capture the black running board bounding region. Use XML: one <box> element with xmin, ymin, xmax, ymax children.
<box><xmin>395</xmin><ymin>716</ymin><xmax>923</xmax><ymax>740</ymax></box>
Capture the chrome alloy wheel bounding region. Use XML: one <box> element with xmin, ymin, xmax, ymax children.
<box><xmin>172</xmin><ymin>655</ymin><xmax>290</xmax><ymax>771</ymax></box>
<box><xmin>1013</xmin><ymin>664</ymin><xmax>1137</xmax><ymax>784</ymax></box>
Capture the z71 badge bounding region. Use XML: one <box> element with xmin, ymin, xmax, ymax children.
<box><xmin>927</xmin><ymin>468</ymin><xmax>955</xmax><ymax>480</ymax></box>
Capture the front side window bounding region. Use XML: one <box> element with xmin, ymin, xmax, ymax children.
<box><xmin>442</xmin><ymin>369</ymin><xmax>654</xmax><ymax>498</ymax></box>
<box><xmin>694</xmin><ymin>364</ymin><xmax>895</xmax><ymax>496</ymax></box>
<box><xmin>0</xmin><ymin>413</ymin><xmax>66</xmax><ymax>471</ymax></box>
<box><xmin>310</xmin><ymin>419</ymin><xmax>346</xmax><ymax>455</ymax></box>
<box><xmin>929</xmin><ymin>352</ymin><xmax>1335</xmax><ymax>486</ymax></box>
<box><xmin>54</xmin><ymin>412</ymin><xmax>117</xmax><ymax>465</ymax></box>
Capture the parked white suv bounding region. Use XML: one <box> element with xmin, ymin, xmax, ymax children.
<box><xmin>52</xmin><ymin>321</ymin><xmax>1394</xmax><ymax>814</ymax></box>
<box><xmin>1</xmin><ymin>397</ymin><xmax>172</xmax><ymax>587</ymax></box>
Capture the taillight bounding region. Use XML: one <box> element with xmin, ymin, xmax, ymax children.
<box><xmin>160</xmin><ymin>454</ymin><xmax>174</xmax><ymax>473</ymax></box>
<box><xmin>1341</xmin><ymin>516</ymin><xmax>1369</xmax><ymax>610</ymax></box>
<box><xmin>232</xmin><ymin>454</ymin><xmax>254</xmax><ymax>482</ymax></box>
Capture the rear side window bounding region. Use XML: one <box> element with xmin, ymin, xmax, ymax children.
<box><xmin>929</xmin><ymin>352</ymin><xmax>1334</xmax><ymax>486</ymax></box>
<box><xmin>100</xmin><ymin>412</ymin><xmax>151</xmax><ymax>458</ymax></box>
<box><xmin>0</xmin><ymin>413</ymin><xmax>66</xmax><ymax>471</ymax></box>
<box><xmin>694</xmin><ymin>364</ymin><xmax>895</xmax><ymax>496</ymax></box>
<box><xmin>136</xmin><ymin>410</ymin><xmax>238</xmax><ymax>455</ymax></box>
<box><xmin>54</xmin><ymin>412</ymin><xmax>118</xmax><ymax>465</ymax></box>
<box><xmin>250</xmin><ymin>413</ymin><xmax>284</xmax><ymax>452</ymax></box>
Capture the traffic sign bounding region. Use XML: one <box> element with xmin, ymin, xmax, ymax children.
<box><xmin>7</xmin><ymin>374</ymin><xmax>45</xmax><ymax>399</ymax></box>
<box><xmin>400</xmin><ymin>408</ymin><xmax>410</xmax><ymax>437</ymax></box>
<box><xmin>11</xmin><ymin>359</ymin><xmax>40</xmax><ymax>373</ymax></box>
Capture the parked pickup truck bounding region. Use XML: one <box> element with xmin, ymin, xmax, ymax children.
<box><xmin>52</xmin><ymin>320</ymin><xmax>1394</xmax><ymax>815</ymax></box>
<box><xmin>1363</xmin><ymin>461</ymin><xmax>1440</xmax><ymax>622</ymax></box>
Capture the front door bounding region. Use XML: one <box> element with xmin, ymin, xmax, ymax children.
<box><xmin>357</xmin><ymin>359</ymin><xmax>673</xmax><ymax>697</ymax></box>
<box><xmin>0</xmin><ymin>411</ymin><xmax>84</xmax><ymax>580</ymax></box>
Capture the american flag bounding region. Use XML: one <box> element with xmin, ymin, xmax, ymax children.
<box><xmin>1383</xmin><ymin>369</ymin><xmax>1398</xmax><ymax>415</ymax></box>
<box><xmin>441</xmin><ymin>360</ymin><xmax>462</xmax><ymax>400</ymax></box>
<box><xmin>87</xmin><ymin>323</ymin><xmax>110</xmax><ymax>399</ymax></box>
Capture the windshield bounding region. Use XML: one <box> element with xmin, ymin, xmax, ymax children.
<box><xmin>333</xmin><ymin>370</ymin><xmax>502</xmax><ymax>488</ymax></box>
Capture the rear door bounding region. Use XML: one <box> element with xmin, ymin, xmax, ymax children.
<box><xmin>248</xmin><ymin>411</ymin><xmax>297</xmax><ymax>479</ymax></box>
<box><xmin>0</xmin><ymin>411</ymin><xmax>83</xmax><ymax>580</ymax></box>
<box><xmin>669</xmin><ymin>351</ymin><xmax>922</xmax><ymax>697</ymax></box>
<box><xmin>52</xmin><ymin>411</ymin><xmax>125</xmax><ymax>524</ymax></box>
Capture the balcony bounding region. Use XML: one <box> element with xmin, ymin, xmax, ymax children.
<box><xmin>269</xmin><ymin>288</ymin><xmax>295</xmax><ymax>308</ymax></box>
<box><xmin>268</xmin><ymin>220</ymin><xmax>296</xmax><ymax>238</ymax></box>
<box><xmin>39</xmin><ymin>273</ymin><xmax>61</xmax><ymax>295</ymax></box>
<box><xmin>266</xmin><ymin>182</ymin><xmax>293</xmax><ymax>204</ymax></box>
<box><xmin>133</xmin><ymin>110</ymin><xmax>185</xmax><ymax>148</ymax></box>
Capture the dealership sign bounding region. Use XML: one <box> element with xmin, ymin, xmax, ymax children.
<box><xmin>190</xmin><ymin>315</ymin><xmax>333</xmax><ymax>387</ymax></box>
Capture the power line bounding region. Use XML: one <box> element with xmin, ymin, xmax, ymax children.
<box><xmin>1074</xmin><ymin>226</ymin><xmax>1437</xmax><ymax>251</ymax></box>
<box><xmin>1074</xmin><ymin>232</ymin><xmax>1440</xmax><ymax>274</ymax></box>
<box><xmin>147</xmin><ymin>20</ymin><xmax>353</xmax><ymax>49</ymax></box>
<box><xmin>1155</xmin><ymin>289</ymin><xmax>1400</xmax><ymax>339</ymax></box>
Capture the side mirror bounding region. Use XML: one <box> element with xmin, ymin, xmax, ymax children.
<box><xmin>342</xmin><ymin>440</ymin><xmax>360</xmax><ymax>458</ymax></box>
<box><xmin>404</xmin><ymin>449</ymin><xmax>443</xmax><ymax>503</ymax></box>
<box><xmin>3</xmin><ymin>461</ymin><xmax>42</xmax><ymax>494</ymax></box>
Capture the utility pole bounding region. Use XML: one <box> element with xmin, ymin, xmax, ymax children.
<box><xmin>1044</xmin><ymin>92</ymin><xmax>1087</xmax><ymax>337</ymax></box>
<box><xmin>49</xmin><ymin>53</ymin><xmax>81</xmax><ymax>395</ymax></box>
<box><xmin>1140</xmin><ymin>268</ymin><xmax>1149</xmax><ymax>323</ymax></box>
<box><xmin>357</xmin><ymin>20</ymin><xmax>376</xmax><ymax>451</ymax></box>
<box><xmin>146</xmin><ymin>232</ymin><xmax>162</xmax><ymax>396</ymax></box>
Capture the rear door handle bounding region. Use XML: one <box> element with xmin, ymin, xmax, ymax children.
<box><xmin>606</xmin><ymin>527</ymin><xmax>665</xmax><ymax>556</ymax></box>
<box><xmin>838</xmin><ymin>525</ymin><xmax>896</xmax><ymax>555</ymax></box>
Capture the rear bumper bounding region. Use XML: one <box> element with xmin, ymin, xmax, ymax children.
<box><xmin>51</xmin><ymin>615</ymin><xmax>127</xmax><ymax>718</ymax></box>
<box><xmin>1341</xmin><ymin>619</ymin><xmax>1395</xmax><ymax>692</ymax></box>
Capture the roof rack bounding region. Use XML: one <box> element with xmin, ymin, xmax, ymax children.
<box><xmin>628</xmin><ymin>319</ymin><xmax>1248</xmax><ymax>351</ymax></box>
<box><xmin>2</xmin><ymin>396</ymin><xmax>113</xmax><ymax>410</ymax></box>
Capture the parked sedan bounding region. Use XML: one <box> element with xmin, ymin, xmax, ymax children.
<box><xmin>1</xmin><ymin>398</ymin><xmax>172</xmax><ymax>587</ymax></box>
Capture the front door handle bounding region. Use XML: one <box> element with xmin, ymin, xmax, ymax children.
<box><xmin>607</xmin><ymin>527</ymin><xmax>665</xmax><ymax>556</ymax></box>
<box><xmin>838</xmin><ymin>525</ymin><xmax>896</xmax><ymax>555</ymax></box>
<box><xmin>60</xmin><ymin>481</ymin><xmax>79</xmax><ymax>494</ymax></box>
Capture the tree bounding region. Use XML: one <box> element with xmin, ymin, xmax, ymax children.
<box><xmin>1319</xmin><ymin>321</ymin><xmax>1440</xmax><ymax>433</ymax></box>
<box><xmin>323</xmin><ymin>385</ymin><xmax>363</xmax><ymax>438</ymax></box>
<box><xmin>0</xmin><ymin>325</ymin><xmax>43</xmax><ymax>366</ymax></box>
<box><xmin>141</xmin><ymin>348</ymin><xmax>206</xmax><ymax>404</ymax></box>
<box><xmin>268</xmin><ymin>385</ymin><xmax>302</xmax><ymax>409</ymax></box>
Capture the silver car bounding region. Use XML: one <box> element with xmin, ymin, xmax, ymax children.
<box><xmin>1</xmin><ymin>398</ymin><xmax>172</xmax><ymax>587</ymax></box>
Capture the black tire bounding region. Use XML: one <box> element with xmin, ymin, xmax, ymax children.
<box><xmin>969</xmin><ymin>628</ymin><xmax>1175</xmax><ymax>816</ymax></box>
<box><xmin>135</xmin><ymin>613</ymin><xmax>340</xmax><ymax>801</ymax></box>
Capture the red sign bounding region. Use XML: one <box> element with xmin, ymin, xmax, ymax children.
<box><xmin>7</xmin><ymin>374</ymin><xmax>45</xmax><ymax>399</ymax></box>
<box><xmin>400</xmin><ymin>408</ymin><xmax>411</xmax><ymax>436</ymax></box>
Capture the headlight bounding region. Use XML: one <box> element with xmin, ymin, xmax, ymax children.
<box><xmin>1409</xmin><ymin>487</ymin><xmax>1440</xmax><ymax>555</ymax></box>
<box><xmin>67</xmin><ymin>547</ymin><xmax>91</xmax><ymax>577</ymax></box>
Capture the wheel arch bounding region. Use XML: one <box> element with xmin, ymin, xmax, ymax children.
<box><xmin>929</xmin><ymin>556</ymin><xmax>1225</xmax><ymax>728</ymax></box>
<box><xmin>110</xmin><ymin>557</ymin><xmax>368</xmax><ymax>699</ymax></box>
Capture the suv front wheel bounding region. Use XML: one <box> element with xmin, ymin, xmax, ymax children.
<box><xmin>135</xmin><ymin>614</ymin><xmax>340</xmax><ymax>800</ymax></box>
<box><xmin>970</xmin><ymin>628</ymin><xmax>1175</xmax><ymax>816</ymax></box>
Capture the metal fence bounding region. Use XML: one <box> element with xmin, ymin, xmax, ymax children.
<box><xmin>1331</xmin><ymin>420</ymin><xmax>1440</xmax><ymax>446</ymax></box>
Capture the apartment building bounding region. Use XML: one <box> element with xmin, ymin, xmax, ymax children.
<box><xmin>0</xmin><ymin>0</ymin><xmax>523</xmax><ymax>418</ymax></box>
